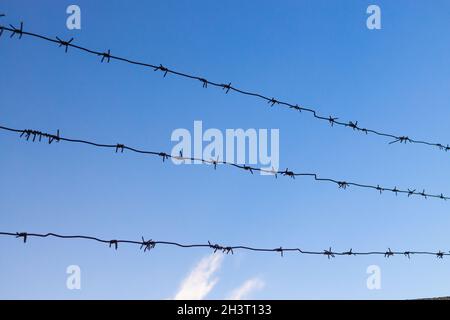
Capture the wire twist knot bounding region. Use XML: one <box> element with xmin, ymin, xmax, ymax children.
<box><xmin>56</xmin><ymin>36</ymin><xmax>74</xmax><ymax>53</ymax></box>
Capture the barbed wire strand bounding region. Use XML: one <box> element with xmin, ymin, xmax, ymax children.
<box><xmin>1</xmin><ymin>231</ymin><xmax>448</xmax><ymax>259</ymax></box>
<box><xmin>1</xmin><ymin>22</ymin><xmax>449</xmax><ymax>153</ymax></box>
<box><xmin>0</xmin><ymin>124</ymin><xmax>448</xmax><ymax>201</ymax></box>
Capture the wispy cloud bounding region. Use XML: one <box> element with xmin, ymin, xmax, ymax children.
<box><xmin>227</xmin><ymin>277</ymin><xmax>265</xmax><ymax>300</ymax></box>
<box><xmin>174</xmin><ymin>253</ymin><xmax>224</xmax><ymax>300</ymax></box>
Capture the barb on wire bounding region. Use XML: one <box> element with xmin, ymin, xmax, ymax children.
<box><xmin>344</xmin><ymin>248</ymin><xmax>354</xmax><ymax>256</ymax></box>
<box><xmin>140</xmin><ymin>237</ymin><xmax>155</xmax><ymax>252</ymax></box>
<box><xmin>15</xmin><ymin>232</ymin><xmax>27</xmax><ymax>243</ymax></box>
<box><xmin>222</xmin><ymin>82</ymin><xmax>232</xmax><ymax>94</ymax></box>
<box><xmin>0</xmin><ymin>124</ymin><xmax>448</xmax><ymax>202</ymax></box>
<box><xmin>268</xmin><ymin>98</ymin><xmax>279</xmax><ymax>107</ymax></box>
<box><xmin>282</xmin><ymin>168</ymin><xmax>295</xmax><ymax>179</ymax></box>
<box><xmin>8</xmin><ymin>22</ymin><xmax>23</xmax><ymax>39</ymax></box>
<box><xmin>324</xmin><ymin>247</ymin><xmax>335</xmax><ymax>259</ymax></box>
<box><xmin>158</xmin><ymin>152</ymin><xmax>169</xmax><ymax>162</ymax></box>
<box><xmin>328</xmin><ymin>116</ymin><xmax>338</xmax><ymax>127</ymax></box>
<box><xmin>348</xmin><ymin>121</ymin><xmax>358</xmax><ymax>130</ymax></box>
<box><xmin>243</xmin><ymin>165</ymin><xmax>254</xmax><ymax>174</ymax></box>
<box><xmin>384</xmin><ymin>248</ymin><xmax>394</xmax><ymax>258</ymax></box>
<box><xmin>1</xmin><ymin>231</ymin><xmax>448</xmax><ymax>260</ymax></box>
<box><xmin>199</xmin><ymin>78</ymin><xmax>208</xmax><ymax>88</ymax></box>
<box><xmin>109</xmin><ymin>240</ymin><xmax>118</xmax><ymax>250</ymax></box>
<box><xmin>208</xmin><ymin>241</ymin><xmax>234</xmax><ymax>255</ymax></box>
<box><xmin>390</xmin><ymin>136</ymin><xmax>410</xmax><ymax>145</ymax></box>
<box><xmin>212</xmin><ymin>156</ymin><xmax>219</xmax><ymax>170</ymax></box>
<box><xmin>0</xmin><ymin>22</ymin><xmax>449</xmax><ymax>154</ymax></box>
<box><xmin>19</xmin><ymin>129</ymin><xmax>60</xmax><ymax>144</ymax></box>
<box><xmin>115</xmin><ymin>143</ymin><xmax>125</xmax><ymax>153</ymax></box>
<box><xmin>154</xmin><ymin>64</ymin><xmax>168</xmax><ymax>77</ymax></box>
<box><xmin>338</xmin><ymin>181</ymin><xmax>348</xmax><ymax>189</ymax></box>
<box><xmin>100</xmin><ymin>49</ymin><xmax>111</xmax><ymax>63</ymax></box>
<box><xmin>290</xmin><ymin>104</ymin><xmax>302</xmax><ymax>112</ymax></box>
<box><xmin>56</xmin><ymin>36</ymin><xmax>74</xmax><ymax>53</ymax></box>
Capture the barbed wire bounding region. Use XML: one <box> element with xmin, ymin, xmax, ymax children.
<box><xmin>0</xmin><ymin>231</ymin><xmax>448</xmax><ymax>259</ymax></box>
<box><xmin>0</xmin><ymin>124</ymin><xmax>448</xmax><ymax>201</ymax></box>
<box><xmin>1</xmin><ymin>22</ymin><xmax>449</xmax><ymax>154</ymax></box>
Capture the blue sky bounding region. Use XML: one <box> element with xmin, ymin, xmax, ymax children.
<box><xmin>1</xmin><ymin>0</ymin><xmax>450</xmax><ymax>299</ymax></box>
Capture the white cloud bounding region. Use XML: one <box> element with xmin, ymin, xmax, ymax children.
<box><xmin>227</xmin><ymin>277</ymin><xmax>265</xmax><ymax>300</ymax></box>
<box><xmin>174</xmin><ymin>253</ymin><xmax>224</xmax><ymax>300</ymax></box>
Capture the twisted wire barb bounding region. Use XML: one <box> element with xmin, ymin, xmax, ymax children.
<box><xmin>0</xmin><ymin>124</ymin><xmax>448</xmax><ymax>201</ymax></box>
<box><xmin>1</xmin><ymin>231</ymin><xmax>449</xmax><ymax>259</ymax></box>
<box><xmin>1</xmin><ymin>22</ymin><xmax>449</xmax><ymax>153</ymax></box>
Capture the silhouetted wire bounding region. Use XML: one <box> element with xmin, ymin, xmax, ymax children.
<box><xmin>1</xmin><ymin>22</ymin><xmax>449</xmax><ymax>153</ymax></box>
<box><xmin>0</xmin><ymin>124</ymin><xmax>447</xmax><ymax>201</ymax></box>
<box><xmin>1</xmin><ymin>231</ymin><xmax>448</xmax><ymax>259</ymax></box>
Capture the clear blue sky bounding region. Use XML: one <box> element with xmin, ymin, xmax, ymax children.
<box><xmin>1</xmin><ymin>0</ymin><xmax>450</xmax><ymax>299</ymax></box>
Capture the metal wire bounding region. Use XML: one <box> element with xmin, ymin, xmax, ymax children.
<box><xmin>1</xmin><ymin>231</ymin><xmax>448</xmax><ymax>259</ymax></box>
<box><xmin>1</xmin><ymin>22</ymin><xmax>449</xmax><ymax>153</ymax></box>
<box><xmin>0</xmin><ymin>124</ymin><xmax>447</xmax><ymax>201</ymax></box>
